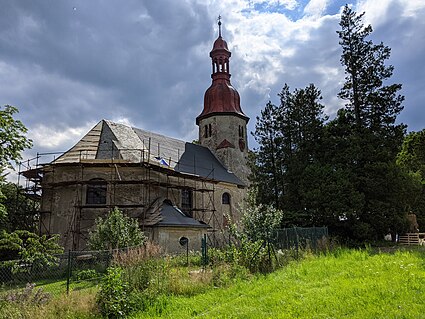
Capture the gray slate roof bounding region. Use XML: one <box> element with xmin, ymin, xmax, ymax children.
<box><xmin>175</xmin><ymin>143</ymin><xmax>243</xmax><ymax>185</ymax></box>
<box><xmin>53</xmin><ymin>120</ymin><xmax>244</xmax><ymax>186</ymax></box>
<box><xmin>158</xmin><ymin>199</ymin><xmax>210</xmax><ymax>228</ymax></box>
<box><xmin>140</xmin><ymin>197</ymin><xmax>209</xmax><ymax>228</ymax></box>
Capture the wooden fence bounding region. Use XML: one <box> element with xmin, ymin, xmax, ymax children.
<box><xmin>398</xmin><ymin>233</ymin><xmax>425</xmax><ymax>246</ymax></box>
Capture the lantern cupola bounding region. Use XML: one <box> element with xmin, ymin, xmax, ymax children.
<box><xmin>196</xmin><ymin>18</ymin><xmax>249</xmax><ymax>124</ymax></box>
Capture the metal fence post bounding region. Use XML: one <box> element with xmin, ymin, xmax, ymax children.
<box><xmin>295</xmin><ymin>227</ymin><xmax>299</xmax><ymax>260</ymax></box>
<box><xmin>66</xmin><ymin>250</ymin><xmax>71</xmax><ymax>294</ymax></box>
<box><xmin>201</xmin><ymin>234</ymin><xmax>208</xmax><ymax>266</ymax></box>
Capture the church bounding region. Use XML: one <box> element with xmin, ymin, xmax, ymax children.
<box><xmin>30</xmin><ymin>21</ymin><xmax>250</xmax><ymax>253</ymax></box>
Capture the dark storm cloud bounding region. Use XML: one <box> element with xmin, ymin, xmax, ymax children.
<box><xmin>0</xmin><ymin>0</ymin><xmax>213</xmax><ymax>143</ymax></box>
<box><xmin>0</xmin><ymin>0</ymin><xmax>424</xmax><ymax>162</ymax></box>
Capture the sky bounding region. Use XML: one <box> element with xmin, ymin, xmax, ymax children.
<box><xmin>1</xmin><ymin>0</ymin><xmax>424</xmax><ymax>171</ymax></box>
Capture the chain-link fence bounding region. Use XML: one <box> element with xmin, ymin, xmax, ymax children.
<box><xmin>0</xmin><ymin>248</ymin><xmax>117</xmax><ymax>296</ymax></box>
<box><xmin>0</xmin><ymin>244</ymin><xmax>193</xmax><ymax>297</ymax></box>
<box><xmin>0</xmin><ymin>229</ymin><xmax>328</xmax><ymax>297</ymax></box>
<box><xmin>274</xmin><ymin>226</ymin><xmax>328</xmax><ymax>251</ymax></box>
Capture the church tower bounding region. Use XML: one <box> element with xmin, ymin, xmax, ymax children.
<box><xmin>196</xmin><ymin>19</ymin><xmax>250</xmax><ymax>184</ymax></box>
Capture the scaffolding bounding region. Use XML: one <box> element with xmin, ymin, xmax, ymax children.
<box><xmin>18</xmin><ymin>139</ymin><xmax>234</xmax><ymax>250</ymax></box>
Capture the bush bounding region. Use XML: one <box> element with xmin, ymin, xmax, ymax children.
<box><xmin>96</xmin><ymin>267</ymin><xmax>133</xmax><ymax>318</ymax></box>
<box><xmin>73</xmin><ymin>269</ymin><xmax>100</xmax><ymax>281</ymax></box>
<box><xmin>224</xmin><ymin>188</ymin><xmax>284</xmax><ymax>273</ymax></box>
<box><xmin>88</xmin><ymin>207</ymin><xmax>146</xmax><ymax>251</ymax></box>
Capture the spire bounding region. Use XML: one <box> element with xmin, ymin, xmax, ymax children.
<box><xmin>196</xmin><ymin>18</ymin><xmax>249</xmax><ymax>124</ymax></box>
<box><xmin>218</xmin><ymin>15</ymin><xmax>222</xmax><ymax>37</ymax></box>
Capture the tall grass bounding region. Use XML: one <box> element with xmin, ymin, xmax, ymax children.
<box><xmin>0</xmin><ymin>288</ymin><xmax>99</xmax><ymax>319</ymax></box>
<box><xmin>2</xmin><ymin>247</ymin><xmax>424</xmax><ymax>319</ymax></box>
<box><xmin>133</xmin><ymin>248</ymin><xmax>425</xmax><ymax>318</ymax></box>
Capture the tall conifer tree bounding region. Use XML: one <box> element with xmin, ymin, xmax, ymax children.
<box><xmin>251</xmin><ymin>84</ymin><xmax>326</xmax><ymax>225</ymax></box>
<box><xmin>333</xmin><ymin>5</ymin><xmax>408</xmax><ymax>239</ymax></box>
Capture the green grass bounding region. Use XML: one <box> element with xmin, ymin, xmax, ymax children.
<box><xmin>132</xmin><ymin>248</ymin><xmax>425</xmax><ymax>319</ymax></box>
<box><xmin>2</xmin><ymin>248</ymin><xmax>425</xmax><ymax>319</ymax></box>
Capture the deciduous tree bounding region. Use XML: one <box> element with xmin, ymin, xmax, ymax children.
<box><xmin>88</xmin><ymin>207</ymin><xmax>146</xmax><ymax>250</ymax></box>
<box><xmin>0</xmin><ymin>105</ymin><xmax>32</xmax><ymax>221</ymax></box>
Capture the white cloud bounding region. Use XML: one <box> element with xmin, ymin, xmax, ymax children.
<box><xmin>357</xmin><ymin>0</ymin><xmax>425</xmax><ymax>26</ymax></box>
<box><xmin>304</xmin><ymin>0</ymin><xmax>329</xmax><ymax>17</ymax></box>
<box><xmin>30</xmin><ymin>122</ymin><xmax>96</xmax><ymax>150</ymax></box>
<box><xmin>112</xmin><ymin>117</ymin><xmax>134</xmax><ymax>127</ymax></box>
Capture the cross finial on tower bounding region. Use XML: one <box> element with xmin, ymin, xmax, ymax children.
<box><xmin>217</xmin><ymin>15</ymin><xmax>222</xmax><ymax>37</ymax></box>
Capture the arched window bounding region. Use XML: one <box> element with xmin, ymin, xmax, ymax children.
<box><xmin>86</xmin><ymin>179</ymin><xmax>107</xmax><ymax>205</ymax></box>
<box><xmin>222</xmin><ymin>192</ymin><xmax>230</xmax><ymax>205</ymax></box>
<box><xmin>181</xmin><ymin>188</ymin><xmax>193</xmax><ymax>216</ymax></box>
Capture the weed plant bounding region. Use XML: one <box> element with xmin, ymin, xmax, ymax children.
<box><xmin>97</xmin><ymin>267</ymin><xmax>135</xmax><ymax>318</ymax></box>
<box><xmin>0</xmin><ymin>287</ymin><xmax>99</xmax><ymax>319</ymax></box>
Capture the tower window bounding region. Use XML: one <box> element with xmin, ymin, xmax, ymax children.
<box><xmin>181</xmin><ymin>188</ymin><xmax>193</xmax><ymax>216</ymax></box>
<box><xmin>238</xmin><ymin>125</ymin><xmax>244</xmax><ymax>138</ymax></box>
<box><xmin>204</xmin><ymin>124</ymin><xmax>212</xmax><ymax>138</ymax></box>
<box><xmin>222</xmin><ymin>192</ymin><xmax>231</xmax><ymax>205</ymax></box>
<box><xmin>86</xmin><ymin>179</ymin><xmax>107</xmax><ymax>205</ymax></box>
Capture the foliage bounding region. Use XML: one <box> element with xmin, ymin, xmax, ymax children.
<box><xmin>337</xmin><ymin>7</ymin><xmax>404</xmax><ymax>133</ymax></box>
<box><xmin>329</xmin><ymin>5</ymin><xmax>411</xmax><ymax>240</ymax></box>
<box><xmin>0</xmin><ymin>287</ymin><xmax>99</xmax><ymax>319</ymax></box>
<box><xmin>397</xmin><ymin>129</ymin><xmax>425</xmax><ymax>179</ymax></box>
<box><xmin>74</xmin><ymin>269</ymin><xmax>100</xmax><ymax>281</ymax></box>
<box><xmin>0</xmin><ymin>230</ymin><xmax>63</xmax><ymax>272</ymax></box>
<box><xmin>224</xmin><ymin>190</ymin><xmax>284</xmax><ymax>273</ymax></box>
<box><xmin>111</xmin><ymin>245</ymin><xmax>170</xmax><ymax>312</ymax></box>
<box><xmin>0</xmin><ymin>105</ymin><xmax>32</xmax><ymax>222</ymax></box>
<box><xmin>0</xmin><ymin>105</ymin><xmax>32</xmax><ymax>169</ymax></box>
<box><xmin>88</xmin><ymin>207</ymin><xmax>146</xmax><ymax>250</ymax></box>
<box><xmin>250</xmin><ymin>84</ymin><xmax>327</xmax><ymax>220</ymax></box>
<box><xmin>250</xmin><ymin>6</ymin><xmax>416</xmax><ymax>241</ymax></box>
<box><xmin>249</xmin><ymin>101</ymin><xmax>283</xmax><ymax>208</ymax></box>
<box><xmin>112</xmin><ymin>242</ymin><xmax>162</xmax><ymax>268</ymax></box>
<box><xmin>397</xmin><ymin>129</ymin><xmax>425</xmax><ymax>228</ymax></box>
<box><xmin>96</xmin><ymin>267</ymin><xmax>134</xmax><ymax>319</ymax></box>
<box><xmin>238</xmin><ymin>189</ymin><xmax>283</xmax><ymax>243</ymax></box>
<box><xmin>0</xmin><ymin>182</ymin><xmax>39</xmax><ymax>232</ymax></box>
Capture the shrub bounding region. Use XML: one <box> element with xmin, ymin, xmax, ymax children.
<box><xmin>96</xmin><ymin>267</ymin><xmax>133</xmax><ymax>318</ymax></box>
<box><xmin>88</xmin><ymin>207</ymin><xmax>146</xmax><ymax>251</ymax></box>
<box><xmin>225</xmin><ymin>188</ymin><xmax>284</xmax><ymax>273</ymax></box>
<box><xmin>73</xmin><ymin>269</ymin><xmax>100</xmax><ymax>281</ymax></box>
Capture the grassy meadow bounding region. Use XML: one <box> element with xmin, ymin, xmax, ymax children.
<box><xmin>1</xmin><ymin>247</ymin><xmax>425</xmax><ymax>319</ymax></box>
<box><xmin>133</xmin><ymin>248</ymin><xmax>425</xmax><ymax>319</ymax></box>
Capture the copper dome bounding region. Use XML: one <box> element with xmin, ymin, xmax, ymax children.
<box><xmin>212</xmin><ymin>36</ymin><xmax>229</xmax><ymax>52</ymax></box>
<box><xmin>196</xmin><ymin>30</ymin><xmax>249</xmax><ymax>124</ymax></box>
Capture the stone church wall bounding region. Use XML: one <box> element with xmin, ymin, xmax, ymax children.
<box><xmin>40</xmin><ymin>163</ymin><xmax>245</xmax><ymax>251</ymax></box>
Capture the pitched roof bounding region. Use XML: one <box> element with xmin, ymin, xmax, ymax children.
<box><xmin>175</xmin><ymin>143</ymin><xmax>243</xmax><ymax>185</ymax></box>
<box><xmin>52</xmin><ymin>120</ymin><xmax>244</xmax><ymax>186</ymax></box>
<box><xmin>140</xmin><ymin>197</ymin><xmax>209</xmax><ymax>228</ymax></box>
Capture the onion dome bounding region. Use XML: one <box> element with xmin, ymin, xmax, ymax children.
<box><xmin>196</xmin><ymin>18</ymin><xmax>249</xmax><ymax>125</ymax></box>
